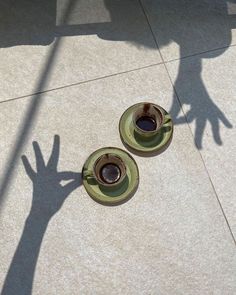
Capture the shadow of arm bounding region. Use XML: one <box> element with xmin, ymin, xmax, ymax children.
<box><xmin>55</xmin><ymin>22</ymin><xmax>111</xmax><ymax>37</ymax></box>
<box><xmin>1</xmin><ymin>213</ymin><xmax>50</xmax><ymax>295</ymax></box>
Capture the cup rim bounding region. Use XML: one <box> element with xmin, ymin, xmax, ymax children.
<box><xmin>133</xmin><ymin>103</ymin><xmax>165</xmax><ymax>134</ymax></box>
<box><xmin>93</xmin><ymin>153</ymin><xmax>127</xmax><ymax>187</ymax></box>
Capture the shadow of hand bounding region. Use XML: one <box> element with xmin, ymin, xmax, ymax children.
<box><xmin>1</xmin><ymin>135</ymin><xmax>81</xmax><ymax>295</ymax></box>
<box><xmin>22</xmin><ymin>135</ymin><xmax>81</xmax><ymax>217</ymax></box>
<box><xmin>172</xmin><ymin>99</ymin><xmax>233</xmax><ymax>149</ymax></box>
<box><xmin>185</xmin><ymin>102</ymin><xmax>233</xmax><ymax>149</ymax></box>
<box><xmin>170</xmin><ymin>54</ymin><xmax>233</xmax><ymax>150</ymax></box>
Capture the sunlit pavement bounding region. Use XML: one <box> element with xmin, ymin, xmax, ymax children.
<box><xmin>0</xmin><ymin>1</ymin><xmax>236</xmax><ymax>294</ymax></box>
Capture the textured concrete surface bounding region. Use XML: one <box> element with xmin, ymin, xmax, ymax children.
<box><xmin>141</xmin><ymin>0</ymin><xmax>236</xmax><ymax>61</ymax></box>
<box><xmin>0</xmin><ymin>65</ymin><xmax>236</xmax><ymax>294</ymax></box>
<box><xmin>0</xmin><ymin>0</ymin><xmax>160</xmax><ymax>101</ymax></box>
<box><xmin>0</xmin><ymin>0</ymin><xmax>236</xmax><ymax>294</ymax></box>
<box><xmin>167</xmin><ymin>45</ymin><xmax>236</xmax><ymax>238</ymax></box>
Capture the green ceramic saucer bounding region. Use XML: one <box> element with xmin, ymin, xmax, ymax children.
<box><xmin>82</xmin><ymin>147</ymin><xmax>139</xmax><ymax>206</ymax></box>
<box><xmin>119</xmin><ymin>103</ymin><xmax>173</xmax><ymax>156</ymax></box>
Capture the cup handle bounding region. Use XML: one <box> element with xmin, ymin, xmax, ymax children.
<box><xmin>164</xmin><ymin>114</ymin><xmax>171</xmax><ymax>124</ymax></box>
<box><xmin>83</xmin><ymin>170</ymin><xmax>94</xmax><ymax>179</ymax></box>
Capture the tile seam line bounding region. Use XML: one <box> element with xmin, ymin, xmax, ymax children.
<box><xmin>0</xmin><ymin>62</ymin><xmax>163</xmax><ymax>105</ymax></box>
<box><xmin>138</xmin><ymin>0</ymin><xmax>236</xmax><ymax>245</ymax></box>
<box><xmin>165</xmin><ymin>43</ymin><xmax>236</xmax><ymax>64</ymax></box>
<box><xmin>1</xmin><ymin>47</ymin><xmax>235</xmax><ymax>105</ymax></box>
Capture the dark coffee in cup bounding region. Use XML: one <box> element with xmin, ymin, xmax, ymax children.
<box><xmin>133</xmin><ymin>103</ymin><xmax>164</xmax><ymax>138</ymax></box>
<box><xmin>100</xmin><ymin>163</ymin><xmax>121</xmax><ymax>184</ymax></box>
<box><xmin>136</xmin><ymin>116</ymin><xmax>157</xmax><ymax>131</ymax></box>
<box><xmin>94</xmin><ymin>154</ymin><xmax>126</xmax><ymax>187</ymax></box>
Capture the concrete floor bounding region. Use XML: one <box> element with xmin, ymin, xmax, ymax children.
<box><xmin>0</xmin><ymin>0</ymin><xmax>236</xmax><ymax>294</ymax></box>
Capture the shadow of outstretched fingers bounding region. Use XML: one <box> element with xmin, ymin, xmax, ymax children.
<box><xmin>1</xmin><ymin>135</ymin><xmax>81</xmax><ymax>295</ymax></box>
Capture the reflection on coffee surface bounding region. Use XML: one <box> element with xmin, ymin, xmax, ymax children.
<box><xmin>100</xmin><ymin>163</ymin><xmax>121</xmax><ymax>184</ymax></box>
<box><xmin>136</xmin><ymin>116</ymin><xmax>157</xmax><ymax>131</ymax></box>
